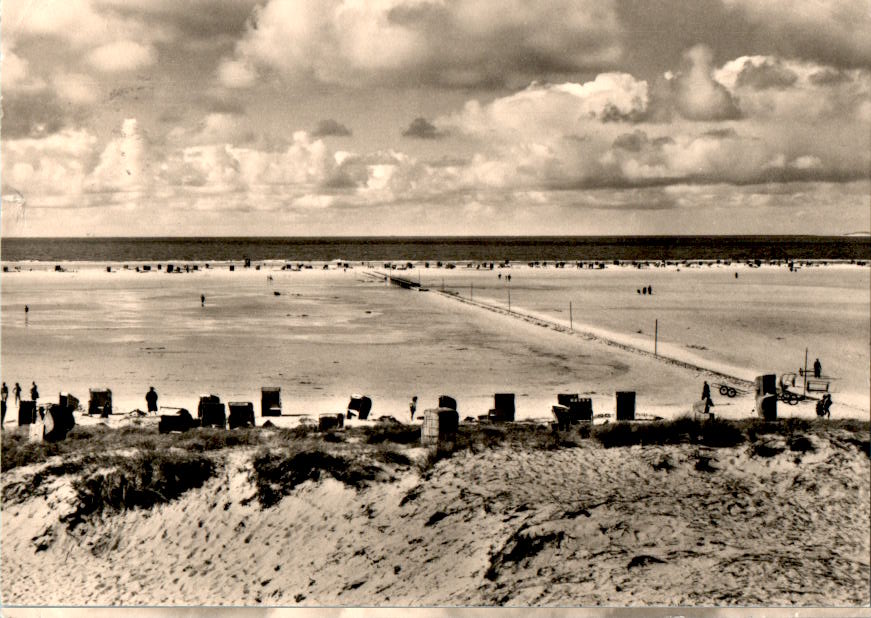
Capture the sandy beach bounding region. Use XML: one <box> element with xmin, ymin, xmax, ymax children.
<box><xmin>1</xmin><ymin>261</ymin><xmax>868</xmax><ymax>423</ymax></box>
<box><xmin>2</xmin><ymin>259</ymin><xmax>869</xmax><ymax>608</ymax></box>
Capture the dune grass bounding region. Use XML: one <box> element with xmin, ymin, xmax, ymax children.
<box><xmin>64</xmin><ymin>446</ymin><xmax>216</xmax><ymax>528</ymax></box>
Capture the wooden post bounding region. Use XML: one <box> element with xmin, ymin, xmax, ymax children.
<box><xmin>654</xmin><ymin>319</ymin><xmax>658</xmax><ymax>356</ymax></box>
<box><xmin>569</xmin><ymin>301</ymin><xmax>573</xmax><ymax>330</ymax></box>
<box><xmin>804</xmin><ymin>347</ymin><xmax>808</xmax><ymax>395</ymax></box>
<box><xmin>508</xmin><ymin>288</ymin><xmax>511</xmax><ymax>312</ymax></box>
<box><xmin>470</xmin><ymin>283</ymin><xmax>473</xmax><ymax>301</ymax></box>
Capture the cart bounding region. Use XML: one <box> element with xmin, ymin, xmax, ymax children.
<box><xmin>712</xmin><ymin>383</ymin><xmax>746</xmax><ymax>398</ymax></box>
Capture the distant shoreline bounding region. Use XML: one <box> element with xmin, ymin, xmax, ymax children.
<box><xmin>2</xmin><ymin>235</ymin><xmax>870</xmax><ymax>263</ymax></box>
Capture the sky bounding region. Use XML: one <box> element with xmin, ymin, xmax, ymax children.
<box><xmin>1</xmin><ymin>0</ymin><xmax>869</xmax><ymax>237</ymax></box>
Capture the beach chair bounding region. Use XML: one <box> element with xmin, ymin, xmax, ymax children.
<box><xmin>18</xmin><ymin>401</ymin><xmax>37</xmax><ymax>425</ymax></box>
<box><xmin>438</xmin><ymin>395</ymin><xmax>457</xmax><ymax>411</ymax></box>
<box><xmin>347</xmin><ymin>395</ymin><xmax>372</xmax><ymax>420</ymax></box>
<box><xmin>228</xmin><ymin>402</ymin><xmax>255</xmax><ymax>429</ymax></box>
<box><xmin>159</xmin><ymin>409</ymin><xmax>195</xmax><ymax>433</ymax></box>
<box><xmin>199</xmin><ymin>396</ymin><xmax>226</xmax><ymax>429</ymax></box>
<box><xmin>489</xmin><ymin>393</ymin><xmax>515</xmax><ymax>422</ymax></box>
<box><xmin>88</xmin><ymin>389</ymin><xmax>112</xmax><ymax>417</ymax></box>
<box><xmin>616</xmin><ymin>391</ymin><xmax>635</xmax><ymax>421</ymax></box>
<box><xmin>261</xmin><ymin>387</ymin><xmax>281</xmax><ymax>417</ymax></box>
<box><xmin>421</xmin><ymin>408</ymin><xmax>459</xmax><ymax>447</ymax></box>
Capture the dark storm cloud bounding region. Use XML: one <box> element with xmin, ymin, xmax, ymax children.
<box><xmin>702</xmin><ymin>127</ymin><xmax>739</xmax><ymax>139</ymax></box>
<box><xmin>1</xmin><ymin>91</ymin><xmax>86</xmax><ymax>138</ymax></box>
<box><xmin>96</xmin><ymin>0</ymin><xmax>257</xmax><ymax>40</ymax></box>
<box><xmin>808</xmin><ymin>68</ymin><xmax>852</xmax><ymax>86</ymax></box>
<box><xmin>312</xmin><ymin>119</ymin><xmax>352</xmax><ymax>137</ymax></box>
<box><xmin>734</xmin><ymin>59</ymin><xmax>799</xmax><ymax>90</ymax></box>
<box><xmin>612</xmin><ymin>130</ymin><xmax>648</xmax><ymax>152</ymax></box>
<box><xmin>201</xmin><ymin>96</ymin><xmax>247</xmax><ymax>116</ymax></box>
<box><xmin>402</xmin><ymin>118</ymin><xmax>447</xmax><ymax>140</ymax></box>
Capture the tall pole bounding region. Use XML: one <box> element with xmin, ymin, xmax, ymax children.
<box><xmin>470</xmin><ymin>283</ymin><xmax>473</xmax><ymax>301</ymax></box>
<box><xmin>569</xmin><ymin>301</ymin><xmax>573</xmax><ymax>331</ymax></box>
<box><xmin>804</xmin><ymin>347</ymin><xmax>808</xmax><ymax>395</ymax></box>
<box><xmin>508</xmin><ymin>288</ymin><xmax>511</xmax><ymax>312</ymax></box>
<box><xmin>654</xmin><ymin>319</ymin><xmax>658</xmax><ymax>356</ymax></box>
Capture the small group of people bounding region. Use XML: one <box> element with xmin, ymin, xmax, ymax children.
<box><xmin>496</xmin><ymin>274</ymin><xmax>512</xmax><ymax>281</ymax></box>
<box><xmin>636</xmin><ymin>285</ymin><xmax>653</xmax><ymax>295</ymax></box>
<box><xmin>1</xmin><ymin>381</ymin><xmax>39</xmax><ymax>425</ymax></box>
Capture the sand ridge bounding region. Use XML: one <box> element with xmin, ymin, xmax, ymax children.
<box><xmin>2</xmin><ymin>430</ymin><xmax>868</xmax><ymax>606</ymax></box>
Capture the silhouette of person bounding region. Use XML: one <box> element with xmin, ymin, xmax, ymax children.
<box><xmin>813</xmin><ymin>358</ymin><xmax>822</xmax><ymax>378</ymax></box>
<box><xmin>13</xmin><ymin>383</ymin><xmax>22</xmax><ymax>405</ymax></box>
<box><xmin>201</xmin><ymin>294</ymin><xmax>205</xmax><ymax>307</ymax></box>
<box><xmin>146</xmin><ymin>387</ymin><xmax>158</xmax><ymax>413</ymax></box>
<box><xmin>30</xmin><ymin>381</ymin><xmax>39</xmax><ymax>401</ymax></box>
<box><xmin>409</xmin><ymin>396</ymin><xmax>418</xmax><ymax>422</ymax></box>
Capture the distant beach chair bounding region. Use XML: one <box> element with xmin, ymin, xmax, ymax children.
<box><xmin>261</xmin><ymin>387</ymin><xmax>281</xmax><ymax>417</ymax></box>
<box><xmin>615</xmin><ymin>391</ymin><xmax>636</xmax><ymax>421</ymax></box>
<box><xmin>438</xmin><ymin>395</ymin><xmax>457</xmax><ymax>411</ymax></box>
<box><xmin>421</xmin><ymin>408</ymin><xmax>459</xmax><ymax>447</ymax></box>
<box><xmin>228</xmin><ymin>402</ymin><xmax>255</xmax><ymax>429</ymax></box>
<box><xmin>88</xmin><ymin>389</ymin><xmax>112</xmax><ymax>417</ymax></box>
<box><xmin>347</xmin><ymin>395</ymin><xmax>372</xmax><ymax>420</ymax></box>
<box><xmin>198</xmin><ymin>395</ymin><xmax>226</xmax><ymax>428</ymax></box>
<box><xmin>159</xmin><ymin>408</ymin><xmax>195</xmax><ymax>433</ymax></box>
<box><xmin>488</xmin><ymin>393</ymin><xmax>515</xmax><ymax>423</ymax></box>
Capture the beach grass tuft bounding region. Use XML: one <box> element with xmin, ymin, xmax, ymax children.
<box><xmin>64</xmin><ymin>446</ymin><xmax>216</xmax><ymax>527</ymax></box>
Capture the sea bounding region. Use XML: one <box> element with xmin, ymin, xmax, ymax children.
<box><xmin>2</xmin><ymin>236</ymin><xmax>869</xmax><ymax>263</ymax></box>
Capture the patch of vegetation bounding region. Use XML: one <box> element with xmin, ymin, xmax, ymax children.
<box><xmin>358</xmin><ymin>424</ymin><xmax>420</xmax><ymax>445</ymax></box>
<box><xmin>788</xmin><ymin>435</ymin><xmax>815</xmax><ymax>453</ymax></box>
<box><xmin>593</xmin><ymin>416</ymin><xmax>745</xmax><ymax>449</ymax></box>
<box><xmin>251</xmin><ymin>447</ymin><xmax>382</xmax><ymax>508</ymax></box>
<box><xmin>748</xmin><ymin>441</ymin><xmax>784</xmax><ymax>458</ymax></box>
<box><xmin>64</xmin><ymin>447</ymin><xmax>216</xmax><ymax>528</ymax></box>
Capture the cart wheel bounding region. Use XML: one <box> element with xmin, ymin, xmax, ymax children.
<box><xmin>727</xmin><ymin>387</ymin><xmax>737</xmax><ymax>398</ymax></box>
<box><xmin>787</xmin><ymin>393</ymin><xmax>800</xmax><ymax>405</ymax></box>
<box><xmin>719</xmin><ymin>385</ymin><xmax>728</xmax><ymax>396</ymax></box>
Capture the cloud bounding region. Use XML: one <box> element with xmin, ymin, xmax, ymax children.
<box><xmin>87</xmin><ymin>40</ymin><xmax>157</xmax><ymax>73</ymax></box>
<box><xmin>87</xmin><ymin>118</ymin><xmax>149</xmax><ymax>193</ymax></box>
<box><xmin>715</xmin><ymin>56</ymin><xmax>871</xmax><ymax>122</ymax></box>
<box><xmin>669</xmin><ymin>45</ymin><xmax>740</xmax><ymax>121</ymax></box>
<box><xmin>218</xmin><ymin>0</ymin><xmax>623</xmax><ymax>88</ymax></box>
<box><xmin>312</xmin><ymin>119</ymin><xmax>353</xmax><ymax>137</ymax></box>
<box><xmin>402</xmin><ymin>118</ymin><xmax>447</xmax><ymax>140</ymax></box>
<box><xmin>721</xmin><ymin>0</ymin><xmax>871</xmax><ymax>68</ymax></box>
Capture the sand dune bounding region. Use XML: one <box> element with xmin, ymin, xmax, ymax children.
<box><xmin>3</xmin><ymin>427</ymin><xmax>868</xmax><ymax>606</ymax></box>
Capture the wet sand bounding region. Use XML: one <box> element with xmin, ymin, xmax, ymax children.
<box><xmin>1</xmin><ymin>262</ymin><xmax>868</xmax><ymax>423</ymax></box>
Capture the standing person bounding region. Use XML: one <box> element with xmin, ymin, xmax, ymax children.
<box><xmin>201</xmin><ymin>294</ymin><xmax>205</xmax><ymax>307</ymax></box>
<box><xmin>1</xmin><ymin>382</ymin><xmax>7</xmax><ymax>425</ymax></box>
<box><xmin>30</xmin><ymin>381</ymin><xmax>39</xmax><ymax>402</ymax></box>
<box><xmin>701</xmin><ymin>381</ymin><xmax>711</xmax><ymax>402</ymax></box>
<box><xmin>813</xmin><ymin>358</ymin><xmax>822</xmax><ymax>378</ymax></box>
<box><xmin>146</xmin><ymin>387</ymin><xmax>158</xmax><ymax>414</ymax></box>
<box><xmin>13</xmin><ymin>382</ymin><xmax>22</xmax><ymax>405</ymax></box>
<box><xmin>24</xmin><ymin>305</ymin><xmax>29</xmax><ymax>314</ymax></box>
<box><xmin>409</xmin><ymin>396</ymin><xmax>418</xmax><ymax>422</ymax></box>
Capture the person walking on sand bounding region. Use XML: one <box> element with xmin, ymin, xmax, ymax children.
<box><xmin>201</xmin><ymin>294</ymin><xmax>205</xmax><ymax>307</ymax></box>
<box><xmin>30</xmin><ymin>381</ymin><xmax>39</xmax><ymax>402</ymax></box>
<box><xmin>13</xmin><ymin>382</ymin><xmax>22</xmax><ymax>405</ymax></box>
<box><xmin>813</xmin><ymin>358</ymin><xmax>822</xmax><ymax>378</ymax></box>
<box><xmin>409</xmin><ymin>396</ymin><xmax>418</xmax><ymax>422</ymax></box>
<box><xmin>146</xmin><ymin>387</ymin><xmax>158</xmax><ymax>414</ymax></box>
<box><xmin>701</xmin><ymin>381</ymin><xmax>711</xmax><ymax>402</ymax></box>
